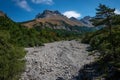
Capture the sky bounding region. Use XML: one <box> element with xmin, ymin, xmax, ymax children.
<box><xmin>0</xmin><ymin>0</ymin><xmax>120</xmax><ymax>22</ymax></box>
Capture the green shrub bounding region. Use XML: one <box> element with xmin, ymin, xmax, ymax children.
<box><xmin>0</xmin><ymin>31</ymin><xmax>25</xmax><ymax>80</ymax></box>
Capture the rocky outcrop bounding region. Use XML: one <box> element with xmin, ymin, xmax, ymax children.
<box><xmin>36</xmin><ymin>10</ymin><xmax>62</xmax><ymax>18</ymax></box>
<box><xmin>80</xmin><ymin>16</ymin><xmax>94</xmax><ymax>27</ymax></box>
<box><xmin>21</xmin><ymin>40</ymin><xmax>95</xmax><ymax>80</ymax></box>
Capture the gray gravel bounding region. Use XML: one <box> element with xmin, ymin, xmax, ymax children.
<box><xmin>20</xmin><ymin>40</ymin><xmax>95</xmax><ymax>80</ymax></box>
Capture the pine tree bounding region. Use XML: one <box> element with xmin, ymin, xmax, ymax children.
<box><xmin>92</xmin><ymin>4</ymin><xmax>117</xmax><ymax>59</ymax></box>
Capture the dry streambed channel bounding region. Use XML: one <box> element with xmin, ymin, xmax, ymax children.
<box><xmin>21</xmin><ymin>40</ymin><xmax>95</xmax><ymax>80</ymax></box>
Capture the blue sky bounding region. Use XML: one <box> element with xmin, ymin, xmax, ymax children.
<box><xmin>0</xmin><ymin>0</ymin><xmax>120</xmax><ymax>22</ymax></box>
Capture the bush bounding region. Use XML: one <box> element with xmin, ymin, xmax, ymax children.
<box><xmin>0</xmin><ymin>31</ymin><xmax>25</xmax><ymax>80</ymax></box>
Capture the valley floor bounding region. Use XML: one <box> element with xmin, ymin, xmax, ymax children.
<box><xmin>20</xmin><ymin>40</ymin><xmax>95</xmax><ymax>80</ymax></box>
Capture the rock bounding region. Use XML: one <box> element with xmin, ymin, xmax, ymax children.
<box><xmin>21</xmin><ymin>40</ymin><xmax>95</xmax><ymax>80</ymax></box>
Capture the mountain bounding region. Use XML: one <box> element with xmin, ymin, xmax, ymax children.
<box><xmin>22</xmin><ymin>10</ymin><xmax>84</xmax><ymax>29</ymax></box>
<box><xmin>69</xmin><ymin>17</ymin><xmax>83</xmax><ymax>25</ymax></box>
<box><xmin>69</xmin><ymin>16</ymin><xmax>94</xmax><ymax>27</ymax></box>
<box><xmin>35</xmin><ymin>10</ymin><xmax>62</xmax><ymax>18</ymax></box>
<box><xmin>80</xmin><ymin>16</ymin><xmax>94</xmax><ymax>27</ymax></box>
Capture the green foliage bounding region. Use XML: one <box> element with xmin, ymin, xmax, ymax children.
<box><xmin>36</xmin><ymin>28</ymin><xmax>81</xmax><ymax>43</ymax></box>
<box><xmin>82</xmin><ymin>25</ymin><xmax>120</xmax><ymax>79</ymax></box>
<box><xmin>0</xmin><ymin>30</ymin><xmax>25</xmax><ymax>80</ymax></box>
<box><xmin>70</xmin><ymin>26</ymin><xmax>96</xmax><ymax>33</ymax></box>
<box><xmin>82</xmin><ymin>4</ymin><xmax>120</xmax><ymax>79</ymax></box>
<box><xmin>92</xmin><ymin>4</ymin><xmax>115</xmax><ymax>26</ymax></box>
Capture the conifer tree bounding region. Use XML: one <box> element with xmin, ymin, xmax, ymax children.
<box><xmin>92</xmin><ymin>4</ymin><xmax>116</xmax><ymax>59</ymax></box>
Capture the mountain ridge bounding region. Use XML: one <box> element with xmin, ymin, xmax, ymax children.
<box><xmin>0</xmin><ymin>10</ymin><xmax>95</xmax><ymax>32</ymax></box>
<box><xmin>22</xmin><ymin>10</ymin><xmax>84</xmax><ymax>29</ymax></box>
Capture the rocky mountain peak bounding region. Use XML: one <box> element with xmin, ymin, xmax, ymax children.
<box><xmin>35</xmin><ymin>10</ymin><xmax>62</xmax><ymax>18</ymax></box>
<box><xmin>80</xmin><ymin>16</ymin><xmax>94</xmax><ymax>27</ymax></box>
<box><xmin>69</xmin><ymin>17</ymin><xmax>78</xmax><ymax>21</ymax></box>
<box><xmin>42</xmin><ymin>10</ymin><xmax>61</xmax><ymax>14</ymax></box>
<box><xmin>82</xmin><ymin>16</ymin><xmax>92</xmax><ymax>20</ymax></box>
<box><xmin>70</xmin><ymin>17</ymin><xmax>76</xmax><ymax>20</ymax></box>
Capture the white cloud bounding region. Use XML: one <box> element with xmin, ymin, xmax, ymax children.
<box><xmin>31</xmin><ymin>0</ymin><xmax>53</xmax><ymax>5</ymax></box>
<box><xmin>13</xmin><ymin>0</ymin><xmax>32</xmax><ymax>11</ymax></box>
<box><xmin>115</xmin><ymin>9</ymin><xmax>120</xmax><ymax>14</ymax></box>
<box><xmin>63</xmin><ymin>11</ymin><xmax>81</xmax><ymax>18</ymax></box>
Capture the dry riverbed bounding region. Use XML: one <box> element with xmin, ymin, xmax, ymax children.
<box><xmin>21</xmin><ymin>40</ymin><xmax>95</xmax><ymax>80</ymax></box>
